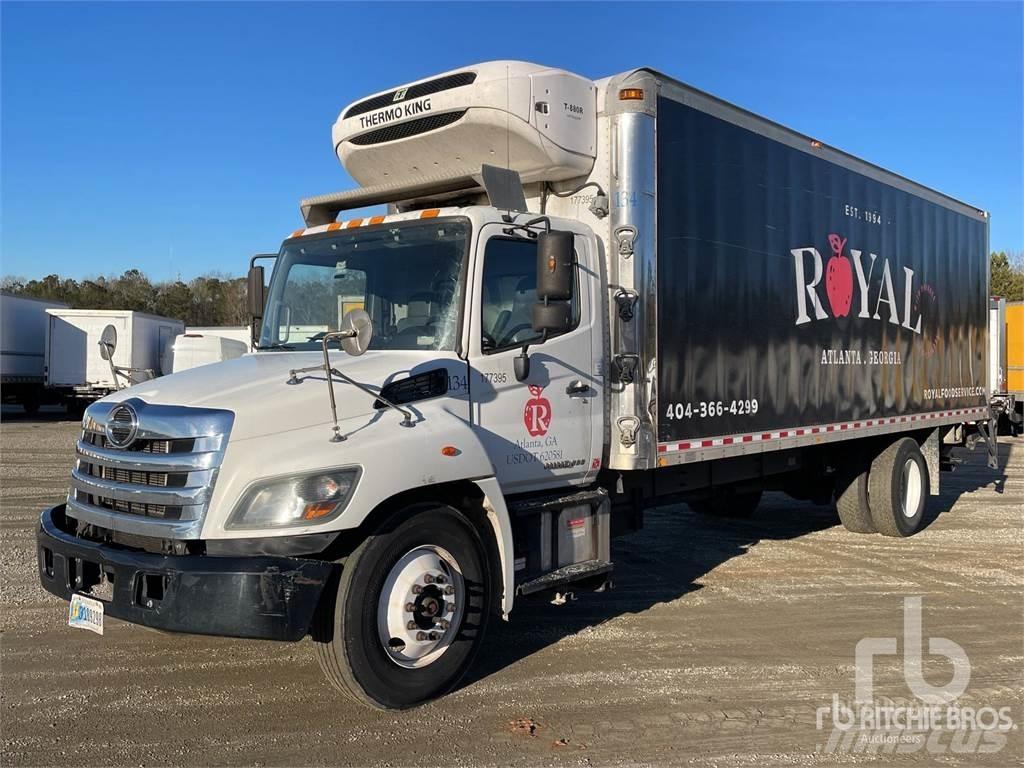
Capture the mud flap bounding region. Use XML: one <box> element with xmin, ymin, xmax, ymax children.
<box><xmin>979</xmin><ymin>417</ymin><xmax>999</xmax><ymax>470</ymax></box>
<box><xmin>966</xmin><ymin>417</ymin><xmax>999</xmax><ymax>473</ymax></box>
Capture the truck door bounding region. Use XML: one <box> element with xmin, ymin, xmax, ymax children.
<box><xmin>469</xmin><ymin>226</ymin><xmax>602</xmax><ymax>493</ymax></box>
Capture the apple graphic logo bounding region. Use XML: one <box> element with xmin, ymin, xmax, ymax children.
<box><xmin>825</xmin><ymin>233</ymin><xmax>854</xmax><ymax>318</ymax></box>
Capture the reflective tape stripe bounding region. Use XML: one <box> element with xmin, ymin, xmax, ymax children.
<box><xmin>657</xmin><ymin>407</ymin><xmax>990</xmax><ymax>455</ymax></box>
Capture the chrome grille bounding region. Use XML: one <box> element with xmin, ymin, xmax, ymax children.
<box><xmin>67</xmin><ymin>398</ymin><xmax>233</xmax><ymax>539</ymax></box>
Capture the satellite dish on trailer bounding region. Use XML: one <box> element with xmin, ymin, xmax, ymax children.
<box><xmin>98</xmin><ymin>324</ymin><xmax>118</xmax><ymax>361</ymax></box>
<box><xmin>340</xmin><ymin>309</ymin><xmax>372</xmax><ymax>357</ymax></box>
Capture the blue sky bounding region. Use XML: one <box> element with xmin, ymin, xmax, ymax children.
<box><xmin>2</xmin><ymin>1</ymin><xmax>1021</xmax><ymax>281</ymax></box>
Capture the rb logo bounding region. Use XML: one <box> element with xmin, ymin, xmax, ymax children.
<box><xmin>523</xmin><ymin>385</ymin><xmax>552</xmax><ymax>437</ymax></box>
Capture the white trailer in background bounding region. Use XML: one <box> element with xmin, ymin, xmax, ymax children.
<box><xmin>167</xmin><ymin>328</ymin><xmax>250</xmax><ymax>374</ymax></box>
<box><xmin>45</xmin><ymin>309</ymin><xmax>183</xmax><ymax>410</ymax></box>
<box><xmin>1</xmin><ymin>293</ymin><xmax>67</xmax><ymax>413</ymax></box>
<box><xmin>185</xmin><ymin>326</ymin><xmax>251</xmax><ymax>345</ymax></box>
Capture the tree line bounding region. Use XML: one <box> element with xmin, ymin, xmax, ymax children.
<box><xmin>990</xmin><ymin>251</ymin><xmax>1024</xmax><ymax>302</ymax></box>
<box><xmin>2</xmin><ymin>252</ymin><xmax>1022</xmax><ymax>324</ymax></box>
<box><xmin>0</xmin><ymin>269</ymin><xmax>248</xmax><ymax>327</ymax></box>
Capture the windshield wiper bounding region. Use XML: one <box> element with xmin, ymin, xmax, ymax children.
<box><xmin>255</xmin><ymin>342</ymin><xmax>295</xmax><ymax>351</ymax></box>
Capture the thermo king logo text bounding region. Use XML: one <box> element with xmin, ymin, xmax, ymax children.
<box><xmin>358</xmin><ymin>98</ymin><xmax>432</xmax><ymax>129</ymax></box>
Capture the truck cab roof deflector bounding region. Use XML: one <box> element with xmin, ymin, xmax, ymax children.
<box><xmin>300</xmin><ymin>173</ymin><xmax>483</xmax><ymax>227</ymax></box>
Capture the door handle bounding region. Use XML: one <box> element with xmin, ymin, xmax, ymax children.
<box><xmin>566</xmin><ymin>380</ymin><xmax>591</xmax><ymax>396</ymax></box>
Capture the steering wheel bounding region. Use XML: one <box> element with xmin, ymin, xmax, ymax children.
<box><xmin>481</xmin><ymin>331</ymin><xmax>497</xmax><ymax>351</ymax></box>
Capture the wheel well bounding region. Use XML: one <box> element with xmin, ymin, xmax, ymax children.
<box><xmin>319</xmin><ymin>480</ymin><xmax>505</xmax><ymax>615</ymax></box>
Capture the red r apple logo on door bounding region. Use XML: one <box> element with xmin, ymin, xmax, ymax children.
<box><xmin>523</xmin><ymin>385</ymin><xmax>551</xmax><ymax>437</ymax></box>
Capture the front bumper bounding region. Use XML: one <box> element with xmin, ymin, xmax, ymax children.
<box><xmin>37</xmin><ymin>504</ymin><xmax>336</xmax><ymax>641</ymax></box>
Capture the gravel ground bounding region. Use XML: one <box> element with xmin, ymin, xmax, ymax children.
<box><xmin>2</xmin><ymin>409</ymin><xmax>1022</xmax><ymax>767</ymax></box>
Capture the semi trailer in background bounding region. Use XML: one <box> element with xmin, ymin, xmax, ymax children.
<box><xmin>38</xmin><ymin>61</ymin><xmax>995</xmax><ymax>709</ymax></box>
<box><xmin>990</xmin><ymin>297</ymin><xmax>1023</xmax><ymax>433</ymax></box>
<box><xmin>165</xmin><ymin>327</ymin><xmax>250</xmax><ymax>374</ymax></box>
<box><xmin>1</xmin><ymin>293</ymin><xmax>67</xmax><ymax>413</ymax></box>
<box><xmin>44</xmin><ymin>309</ymin><xmax>183</xmax><ymax>412</ymax></box>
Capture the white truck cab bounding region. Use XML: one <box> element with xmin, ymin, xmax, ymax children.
<box><xmin>37</xmin><ymin>60</ymin><xmax>994</xmax><ymax>709</ymax></box>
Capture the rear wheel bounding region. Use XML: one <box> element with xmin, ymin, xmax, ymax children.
<box><xmin>835</xmin><ymin>459</ymin><xmax>876</xmax><ymax>533</ymax></box>
<box><xmin>314</xmin><ymin>504</ymin><xmax>490</xmax><ymax>709</ymax></box>
<box><xmin>868</xmin><ymin>438</ymin><xmax>928</xmax><ymax>537</ymax></box>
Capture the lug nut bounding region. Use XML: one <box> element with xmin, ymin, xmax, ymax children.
<box><xmin>423</xmin><ymin>574</ymin><xmax>435</xmax><ymax>584</ymax></box>
<box><xmin>407</xmin><ymin>621</ymin><xmax>417</xmax><ymax>630</ymax></box>
<box><xmin>444</xmin><ymin>585</ymin><xmax>455</xmax><ymax>595</ymax></box>
<box><xmin>428</xmin><ymin>632</ymin><xmax>438</xmax><ymax>641</ymax></box>
<box><xmin>435</xmin><ymin>575</ymin><xmax>446</xmax><ymax>585</ymax></box>
<box><xmin>412</xmin><ymin>584</ymin><xmax>423</xmax><ymax>594</ymax></box>
<box><xmin>445</xmin><ymin>602</ymin><xmax>456</xmax><ymax>614</ymax></box>
<box><xmin>405</xmin><ymin>602</ymin><xmax>416</xmax><ymax>612</ymax></box>
<box><xmin>416</xmin><ymin>631</ymin><xmax>428</xmax><ymax>641</ymax></box>
<box><xmin>436</xmin><ymin>619</ymin><xmax>450</xmax><ymax>630</ymax></box>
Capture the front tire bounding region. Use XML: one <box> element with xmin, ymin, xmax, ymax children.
<box><xmin>868</xmin><ymin>438</ymin><xmax>928</xmax><ymax>537</ymax></box>
<box><xmin>314</xmin><ymin>504</ymin><xmax>491</xmax><ymax>709</ymax></box>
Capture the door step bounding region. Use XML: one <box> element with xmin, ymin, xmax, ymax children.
<box><xmin>516</xmin><ymin>559</ymin><xmax>613</xmax><ymax>595</ymax></box>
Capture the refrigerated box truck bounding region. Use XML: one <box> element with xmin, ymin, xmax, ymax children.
<box><xmin>38</xmin><ymin>61</ymin><xmax>995</xmax><ymax>709</ymax></box>
<box><xmin>45</xmin><ymin>309</ymin><xmax>183</xmax><ymax>407</ymax></box>
<box><xmin>1</xmin><ymin>293</ymin><xmax>67</xmax><ymax>413</ymax></box>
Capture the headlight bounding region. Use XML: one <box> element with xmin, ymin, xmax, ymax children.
<box><xmin>226</xmin><ymin>468</ymin><xmax>360</xmax><ymax>529</ymax></box>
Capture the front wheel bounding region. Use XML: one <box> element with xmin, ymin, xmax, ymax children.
<box><xmin>314</xmin><ymin>504</ymin><xmax>491</xmax><ymax>709</ymax></box>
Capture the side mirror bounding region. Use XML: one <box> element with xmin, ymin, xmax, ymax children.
<box><xmin>98</xmin><ymin>324</ymin><xmax>117</xmax><ymax>361</ymax></box>
<box><xmin>339</xmin><ymin>309</ymin><xmax>373</xmax><ymax>357</ymax></box>
<box><xmin>532</xmin><ymin>302</ymin><xmax>573</xmax><ymax>334</ymax></box>
<box><xmin>247</xmin><ymin>264</ymin><xmax>266</xmax><ymax>319</ymax></box>
<box><xmin>533</xmin><ymin>230</ymin><xmax>574</xmax><ymax>336</ymax></box>
<box><xmin>536</xmin><ymin>230</ymin><xmax>574</xmax><ymax>301</ymax></box>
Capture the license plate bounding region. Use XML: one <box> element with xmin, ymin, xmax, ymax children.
<box><xmin>69</xmin><ymin>593</ymin><xmax>104</xmax><ymax>635</ymax></box>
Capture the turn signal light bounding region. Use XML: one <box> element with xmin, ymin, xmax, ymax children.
<box><xmin>441</xmin><ymin>446</ymin><xmax>460</xmax><ymax>457</ymax></box>
<box><xmin>302</xmin><ymin>501</ymin><xmax>339</xmax><ymax>520</ymax></box>
<box><xmin>619</xmin><ymin>88</ymin><xmax>644</xmax><ymax>101</ymax></box>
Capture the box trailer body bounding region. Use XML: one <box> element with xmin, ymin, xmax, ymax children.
<box><xmin>990</xmin><ymin>297</ymin><xmax>1024</xmax><ymax>431</ymax></box>
<box><xmin>185</xmin><ymin>326</ymin><xmax>251</xmax><ymax>345</ymax></box>
<box><xmin>650</xmin><ymin>91</ymin><xmax>988</xmax><ymax>456</ymax></box>
<box><xmin>167</xmin><ymin>332</ymin><xmax>249</xmax><ymax>374</ymax></box>
<box><xmin>45</xmin><ymin>309</ymin><xmax>184</xmax><ymax>396</ymax></box>
<box><xmin>37</xmin><ymin>60</ymin><xmax>996</xmax><ymax>710</ymax></box>
<box><xmin>1006</xmin><ymin>302</ymin><xmax>1024</xmax><ymax>396</ymax></box>
<box><xmin>1</xmin><ymin>293</ymin><xmax>67</xmax><ymax>411</ymax></box>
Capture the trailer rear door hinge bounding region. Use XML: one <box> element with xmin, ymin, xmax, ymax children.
<box><xmin>613</xmin><ymin>354</ymin><xmax>640</xmax><ymax>384</ymax></box>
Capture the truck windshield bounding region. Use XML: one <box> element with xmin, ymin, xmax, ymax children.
<box><xmin>259</xmin><ymin>218</ymin><xmax>469</xmax><ymax>352</ymax></box>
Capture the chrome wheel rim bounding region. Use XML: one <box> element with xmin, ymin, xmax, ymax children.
<box><xmin>901</xmin><ymin>458</ymin><xmax>923</xmax><ymax>519</ymax></box>
<box><xmin>377</xmin><ymin>545</ymin><xmax>465</xmax><ymax>669</ymax></box>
